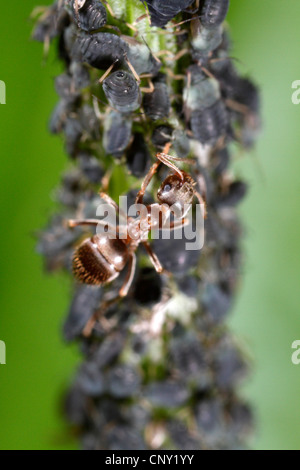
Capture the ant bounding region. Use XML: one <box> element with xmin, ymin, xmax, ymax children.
<box><xmin>68</xmin><ymin>144</ymin><xmax>206</xmax><ymax>336</ymax></box>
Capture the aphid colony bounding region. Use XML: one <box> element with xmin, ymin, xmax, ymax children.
<box><xmin>68</xmin><ymin>147</ymin><xmax>206</xmax><ymax>334</ymax></box>
<box><xmin>33</xmin><ymin>0</ymin><xmax>259</xmax><ymax>163</ymax></box>
<box><xmin>34</xmin><ymin>0</ymin><xmax>258</xmax><ymax>451</ymax></box>
<box><xmin>34</xmin><ymin>0</ymin><xmax>260</xmax><ymax>328</ymax></box>
<box><xmin>33</xmin><ymin>0</ymin><xmax>259</xmax><ymax>311</ymax></box>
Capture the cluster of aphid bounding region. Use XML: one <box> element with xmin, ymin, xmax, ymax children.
<box><xmin>34</xmin><ymin>0</ymin><xmax>260</xmax><ymax>450</ymax></box>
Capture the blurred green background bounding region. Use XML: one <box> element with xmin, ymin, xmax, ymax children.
<box><xmin>0</xmin><ymin>0</ymin><xmax>299</xmax><ymax>450</ymax></box>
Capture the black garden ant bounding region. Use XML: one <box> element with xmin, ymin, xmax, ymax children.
<box><xmin>68</xmin><ymin>144</ymin><xmax>206</xmax><ymax>335</ymax></box>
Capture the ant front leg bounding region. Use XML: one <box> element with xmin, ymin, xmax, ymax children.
<box><xmin>135</xmin><ymin>143</ymin><xmax>172</xmax><ymax>205</ymax></box>
<box><xmin>135</xmin><ymin>161</ymin><xmax>161</xmax><ymax>205</ymax></box>
<box><xmin>156</xmin><ymin>147</ymin><xmax>196</xmax><ymax>180</ymax></box>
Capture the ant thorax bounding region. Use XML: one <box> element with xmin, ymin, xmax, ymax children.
<box><xmin>124</xmin><ymin>200</ymin><xmax>189</xmax><ymax>246</ymax></box>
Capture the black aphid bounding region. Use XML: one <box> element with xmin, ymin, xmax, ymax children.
<box><xmin>143</xmin><ymin>74</ymin><xmax>170</xmax><ymax>120</ymax></box>
<box><xmin>77</xmin><ymin>151</ymin><xmax>103</xmax><ymax>184</ymax></box>
<box><xmin>190</xmin><ymin>14</ymin><xmax>224</xmax><ymax>59</ymax></box>
<box><xmin>74</xmin><ymin>32</ymin><xmax>129</xmax><ymax>70</ymax></box>
<box><xmin>68</xmin><ymin>0</ymin><xmax>107</xmax><ymax>32</ymax></box>
<box><xmin>215</xmin><ymin>181</ymin><xmax>248</xmax><ymax>208</ymax></box>
<box><xmin>124</xmin><ymin>36</ymin><xmax>161</xmax><ymax>76</ymax></box>
<box><xmin>190</xmin><ymin>99</ymin><xmax>228</xmax><ymax>145</ymax></box>
<box><xmin>126</xmin><ymin>133</ymin><xmax>150</xmax><ymax>177</ymax></box>
<box><xmin>63</xmin><ymin>284</ymin><xmax>103</xmax><ymax>341</ymax></box>
<box><xmin>32</xmin><ymin>1</ymin><xmax>68</xmax><ymax>43</ymax></box>
<box><xmin>151</xmin><ymin>124</ymin><xmax>173</xmax><ymax>149</ymax></box>
<box><xmin>102</xmin><ymin>70</ymin><xmax>141</xmax><ymax>113</ymax></box>
<box><xmin>152</xmin><ymin>233</ymin><xmax>201</xmax><ymax>277</ymax></box>
<box><xmin>103</xmin><ymin>110</ymin><xmax>132</xmax><ymax>156</ymax></box>
<box><xmin>140</xmin><ymin>0</ymin><xmax>195</xmax><ymax>27</ymax></box>
<box><xmin>184</xmin><ymin>65</ymin><xmax>220</xmax><ymax>118</ymax></box>
<box><xmin>199</xmin><ymin>0</ymin><xmax>230</xmax><ymax>29</ymax></box>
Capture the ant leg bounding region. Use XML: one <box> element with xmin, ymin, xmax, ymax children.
<box><xmin>159</xmin><ymin>154</ymin><xmax>196</xmax><ymax>165</ymax></box>
<box><xmin>82</xmin><ymin>254</ymin><xmax>136</xmax><ymax>337</ymax></box>
<box><xmin>142</xmin><ymin>241</ymin><xmax>163</xmax><ymax>273</ymax></box>
<box><xmin>99</xmin><ymin>192</ymin><xmax>119</xmax><ymax>212</ymax></box>
<box><xmin>98</xmin><ymin>192</ymin><xmax>129</xmax><ymax>235</ymax></box>
<box><xmin>99</xmin><ymin>192</ymin><xmax>128</xmax><ymax>224</ymax></box>
<box><xmin>166</xmin><ymin>218</ymin><xmax>189</xmax><ymax>230</ymax></box>
<box><xmin>82</xmin><ymin>295</ymin><xmax>118</xmax><ymax>337</ymax></box>
<box><xmin>156</xmin><ymin>152</ymin><xmax>184</xmax><ymax>180</ymax></box>
<box><xmin>69</xmin><ymin>218</ymin><xmax>102</xmax><ymax>227</ymax></box>
<box><xmin>135</xmin><ymin>142</ymin><xmax>172</xmax><ymax>205</ymax></box>
<box><xmin>68</xmin><ymin>218</ymin><xmax>118</xmax><ymax>235</ymax></box>
<box><xmin>156</xmin><ymin>151</ymin><xmax>196</xmax><ymax>177</ymax></box>
<box><xmin>119</xmin><ymin>253</ymin><xmax>137</xmax><ymax>297</ymax></box>
<box><xmin>100</xmin><ymin>168</ymin><xmax>112</xmax><ymax>193</ymax></box>
<box><xmin>135</xmin><ymin>160</ymin><xmax>161</xmax><ymax>205</ymax></box>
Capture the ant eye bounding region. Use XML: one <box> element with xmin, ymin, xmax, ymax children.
<box><xmin>163</xmin><ymin>184</ymin><xmax>172</xmax><ymax>192</ymax></box>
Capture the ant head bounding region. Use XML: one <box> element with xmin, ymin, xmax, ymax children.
<box><xmin>157</xmin><ymin>171</ymin><xmax>195</xmax><ymax>211</ymax></box>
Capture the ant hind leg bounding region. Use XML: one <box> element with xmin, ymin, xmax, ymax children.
<box><xmin>142</xmin><ymin>241</ymin><xmax>163</xmax><ymax>273</ymax></box>
<box><xmin>82</xmin><ymin>254</ymin><xmax>137</xmax><ymax>337</ymax></box>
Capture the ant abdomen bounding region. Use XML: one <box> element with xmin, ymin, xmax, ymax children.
<box><xmin>73</xmin><ymin>235</ymin><xmax>128</xmax><ymax>285</ymax></box>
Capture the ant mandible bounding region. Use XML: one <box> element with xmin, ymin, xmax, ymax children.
<box><xmin>68</xmin><ymin>143</ymin><xmax>206</xmax><ymax>335</ymax></box>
